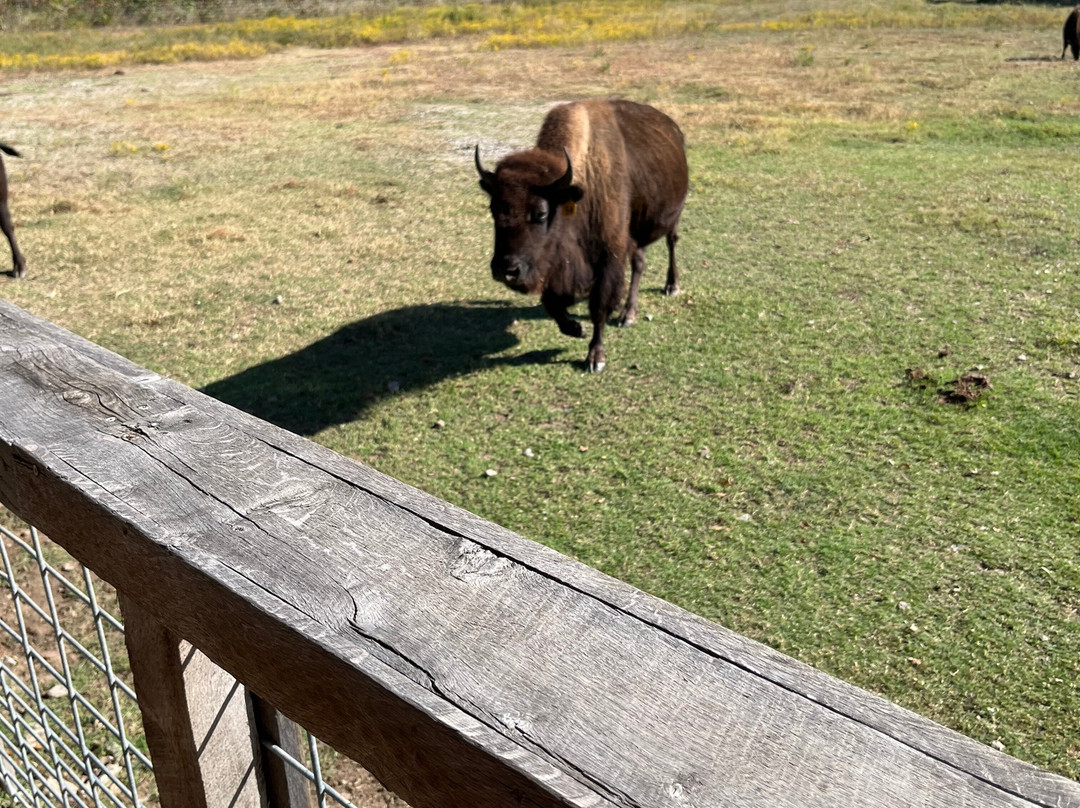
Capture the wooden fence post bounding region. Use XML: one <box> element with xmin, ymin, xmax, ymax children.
<box><xmin>251</xmin><ymin>694</ymin><xmax>315</xmax><ymax>808</ymax></box>
<box><xmin>120</xmin><ymin>593</ymin><xmax>269</xmax><ymax>808</ymax></box>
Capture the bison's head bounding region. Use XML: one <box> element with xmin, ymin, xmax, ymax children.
<box><xmin>475</xmin><ymin>146</ymin><xmax>585</xmax><ymax>295</ymax></box>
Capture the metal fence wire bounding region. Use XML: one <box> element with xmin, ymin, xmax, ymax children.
<box><xmin>0</xmin><ymin>512</ymin><xmax>366</xmax><ymax>808</ymax></box>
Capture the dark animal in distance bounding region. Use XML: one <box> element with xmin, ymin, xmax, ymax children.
<box><xmin>476</xmin><ymin>98</ymin><xmax>689</xmax><ymax>372</ymax></box>
<box><xmin>1063</xmin><ymin>6</ymin><xmax>1080</xmax><ymax>60</ymax></box>
<box><xmin>0</xmin><ymin>143</ymin><xmax>27</xmax><ymax>279</ymax></box>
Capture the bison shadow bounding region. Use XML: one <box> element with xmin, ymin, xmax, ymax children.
<box><xmin>201</xmin><ymin>300</ymin><xmax>559</xmax><ymax>436</ymax></box>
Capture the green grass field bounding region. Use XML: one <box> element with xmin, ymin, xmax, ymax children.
<box><xmin>2</xmin><ymin>0</ymin><xmax>1078</xmax><ymax>783</ymax></box>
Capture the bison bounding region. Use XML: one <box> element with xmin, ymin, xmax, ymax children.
<box><xmin>1063</xmin><ymin>6</ymin><xmax>1080</xmax><ymax>60</ymax></box>
<box><xmin>475</xmin><ymin>99</ymin><xmax>688</xmax><ymax>372</ymax></box>
<box><xmin>0</xmin><ymin>143</ymin><xmax>26</xmax><ymax>279</ymax></box>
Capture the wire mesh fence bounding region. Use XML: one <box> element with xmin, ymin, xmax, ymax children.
<box><xmin>0</xmin><ymin>507</ymin><xmax>401</xmax><ymax>808</ymax></box>
<box><xmin>0</xmin><ymin>517</ymin><xmax>149</xmax><ymax>808</ymax></box>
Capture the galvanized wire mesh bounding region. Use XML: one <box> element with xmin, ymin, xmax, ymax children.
<box><xmin>0</xmin><ymin>518</ymin><xmax>149</xmax><ymax>808</ymax></box>
<box><xmin>0</xmin><ymin>510</ymin><xmax>391</xmax><ymax>808</ymax></box>
<box><xmin>262</xmin><ymin>736</ymin><xmax>362</xmax><ymax>808</ymax></box>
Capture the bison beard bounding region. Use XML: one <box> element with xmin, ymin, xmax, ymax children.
<box><xmin>0</xmin><ymin>143</ymin><xmax>26</xmax><ymax>280</ymax></box>
<box><xmin>476</xmin><ymin>99</ymin><xmax>688</xmax><ymax>373</ymax></box>
<box><xmin>1064</xmin><ymin>7</ymin><xmax>1080</xmax><ymax>61</ymax></box>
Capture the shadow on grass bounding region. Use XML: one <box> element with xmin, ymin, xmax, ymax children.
<box><xmin>202</xmin><ymin>300</ymin><xmax>562</xmax><ymax>435</ymax></box>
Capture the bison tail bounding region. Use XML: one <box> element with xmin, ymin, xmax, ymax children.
<box><xmin>0</xmin><ymin>143</ymin><xmax>20</xmax><ymax>158</ymax></box>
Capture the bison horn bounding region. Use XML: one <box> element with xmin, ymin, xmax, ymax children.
<box><xmin>474</xmin><ymin>144</ymin><xmax>495</xmax><ymax>184</ymax></box>
<box><xmin>539</xmin><ymin>148</ymin><xmax>574</xmax><ymax>194</ymax></box>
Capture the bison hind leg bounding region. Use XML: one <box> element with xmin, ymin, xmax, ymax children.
<box><xmin>0</xmin><ymin>203</ymin><xmax>25</xmax><ymax>279</ymax></box>
<box><xmin>618</xmin><ymin>246</ymin><xmax>647</xmax><ymax>327</ymax></box>
<box><xmin>663</xmin><ymin>229</ymin><xmax>680</xmax><ymax>296</ymax></box>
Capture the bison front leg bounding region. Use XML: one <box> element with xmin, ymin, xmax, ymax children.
<box><xmin>586</xmin><ymin>315</ymin><xmax>606</xmax><ymax>373</ymax></box>
<box><xmin>542</xmin><ymin>289</ymin><xmax>585</xmax><ymax>339</ymax></box>
<box><xmin>586</xmin><ymin>259</ymin><xmax>626</xmax><ymax>373</ymax></box>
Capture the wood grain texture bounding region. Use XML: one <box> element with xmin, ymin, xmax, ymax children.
<box><xmin>1</xmin><ymin>298</ymin><xmax>1077</xmax><ymax>808</ymax></box>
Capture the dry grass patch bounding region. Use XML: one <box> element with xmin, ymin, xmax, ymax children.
<box><xmin>1</xmin><ymin>0</ymin><xmax>1069</xmax><ymax>73</ymax></box>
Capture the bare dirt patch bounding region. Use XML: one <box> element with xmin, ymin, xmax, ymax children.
<box><xmin>905</xmin><ymin>366</ymin><xmax>994</xmax><ymax>407</ymax></box>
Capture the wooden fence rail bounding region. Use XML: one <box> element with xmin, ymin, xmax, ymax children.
<box><xmin>0</xmin><ymin>297</ymin><xmax>1077</xmax><ymax>808</ymax></box>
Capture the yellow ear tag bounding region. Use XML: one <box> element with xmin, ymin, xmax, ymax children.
<box><xmin>562</xmin><ymin>200</ymin><xmax>577</xmax><ymax>216</ymax></box>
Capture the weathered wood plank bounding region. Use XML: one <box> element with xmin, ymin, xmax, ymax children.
<box><xmin>0</xmin><ymin>299</ymin><xmax>1077</xmax><ymax>808</ymax></box>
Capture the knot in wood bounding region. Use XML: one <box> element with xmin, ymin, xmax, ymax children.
<box><xmin>61</xmin><ymin>389</ymin><xmax>94</xmax><ymax>406</ymax></box>
<box><xmin>449</xmin><ymin>540</ymin><xmax>512</xmax><ymax>583</ymax></box>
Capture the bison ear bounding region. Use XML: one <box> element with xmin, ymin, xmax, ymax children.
<box><xmin>543</xmin><ymin>185</ymin><xmax>583</xmax><ymax>228</ymax></box>
<box><xmin>552</xmin><ymin>184</ymin><xmax>585</xmax><ymax>208</ymax></box>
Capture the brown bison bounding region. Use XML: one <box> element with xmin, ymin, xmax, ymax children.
<box><xmin>0</xmin><ymin>143</ymin><xmax>27</xmax><ymax>279</ymax></box>
<box><xmin>1063</xmin><ymin>6</ymin><xmax>1080</xmax><ymax>60</ymax></box>
<box><xmin>475</xmin><ymin>99</ymin><xmax>688</xmax><ymax>372</ymax></box>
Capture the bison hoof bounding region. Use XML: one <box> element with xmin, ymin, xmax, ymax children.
<box><xmin>663</xmin><ymin>284</ymin><xmax>680</xmax><ymax>297</ymax></box>
<box><xmin>559</xmin><ymin>321</ymin><xmax>585</xmax><ymax>339</ymax></box>
<box><xmin>617</xmin><ymin>312</ymin><xmax>635</xmax><ymax>328</ymax></box>
<box><xmin>588</xmin><ymin>360</ymin><xmax>606</xmax><ymax>373</ymax></box>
